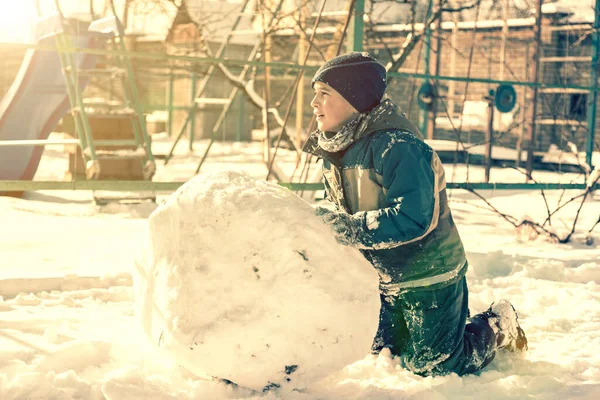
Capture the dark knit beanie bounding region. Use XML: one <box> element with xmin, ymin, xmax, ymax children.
<box><xmin>311</xmin><ymin>52</ymin><xmax>387</xmax><ymax>113</ymax></box>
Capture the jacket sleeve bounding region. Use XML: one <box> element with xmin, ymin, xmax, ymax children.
<box><xmin>323</xmin><ymin>176</ymin><xmax>336</xmax><ymax>206</ymax></box>
<box><xmin>353</xmin><ymin>138</ymin><xmax>439</xmax><ymax>250</ymax></box>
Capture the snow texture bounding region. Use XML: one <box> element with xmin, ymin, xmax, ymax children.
<box><xmin>133</xmin><ymin>171</ymin><xmax>381</xmax><ymax>391</ymax></box>
<box><xmin>1</xmin><ymin>136</ymin><xmax>600</xmax><ymax>399</ymax></box>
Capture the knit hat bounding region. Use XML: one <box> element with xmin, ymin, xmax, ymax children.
<box><xmin>311</xmin><ymin>52</ymin><xmax>387</xmax><ymax>113</ymax></box>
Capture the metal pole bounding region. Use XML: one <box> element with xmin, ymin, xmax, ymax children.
<box><xmin>526</xmin><ymin>0</ymin><xmax>544</xmax><ymax>180</ymax></box>
<box><xmin>350</xmin><ymin>0</ymin><xmax>365</xmax><ymax>51</ymax></box>
<box><xmin>122</xmin><ymin>0</ymin><xmax>130</xmax><ymax>31</ymax></box>
<box><xmin>516</xmin><ymin>44</ymin><xmax>529</xmax><ymax>169</ymax></box>
<box><xmin>500</xmin><ymin>0</ymin><xmax>509</xmax><ymax>82</ymax></box>
<box><xmin>237</xmin><ymin>92</ymin><xmax>243</xmax><ymax>142</ymax></box>
<box><xmin>421</xmin><ymin>0</ymin><xmax>434</xmax><ymax>136</ymax></box>
<box><xmin>189</xmin><ymin>71</ymin><xmax>196</xmax><ymax>151</ymax></box>
<box><xmin>485</xmin><ymin>90</ymin><xmax>495</xmax><ymax>182</ymax></box>
<box><xmin>428</xmin><ymin>0</ymin><xmax>443</xmax><ymax>140</ymax></box>
<box><xmin>263</xmin><ymin>0</ymin><xmax>272</xmax><ymax>166</ymax></box>
<box><xmin>448</xmin><ymin>20</ymin><xmax>457</xmax><ymax>119</ymax></box>
<box><xmin>167</xmin><ymin>68</ymin><xmax>174</xmax><ymax>138</ymax></box>
<box><xmin>53</xmin><ymin>0</ymin><xmax>64</xmax><ymax>16</ymax></box>
<box><xmin>296</xmin><ymin>5</ymin><xmax>307</xmax><ymax>156</ymax></box>
<box><xmin>586</xmin><ymin>0</ymin><xmax>600</xmax><ymax>168</ymax></box>
<box><xmin>499</xmin><ymin>0</ymin><xmax>509</xmax><ymax>132</ymax></box>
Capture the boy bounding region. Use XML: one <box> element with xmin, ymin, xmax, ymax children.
<box><xmin>303</xmin><ymin>52</ymin><xmax>527</xmax><ymax>376</ymax></box>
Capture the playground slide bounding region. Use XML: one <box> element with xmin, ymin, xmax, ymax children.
<box><xmin>0</xmin><ymin>33</ymin><xmax>96</xmax><ymax>192</ymax></box>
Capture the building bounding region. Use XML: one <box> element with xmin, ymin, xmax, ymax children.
<box><xmin>1</xmin><ymin>0</ymin><xmax>598</xmax><ymax>156</ymax></box>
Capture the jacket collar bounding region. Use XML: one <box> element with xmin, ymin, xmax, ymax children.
<box><xmin>302</xmin><ymin>99</ymin><xmax>423</xmax><ymax>165</ymax></box>
<box><xmin>302</xmin><ymin>131</ymin><xmax>341</xmax><ymax>166</ymax></box>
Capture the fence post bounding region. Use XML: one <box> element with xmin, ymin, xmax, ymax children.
<box><xmin>525</xmin><ymin>0</ymin><xmax>543</xmax><ymax>180</ymax></box>
<box><xmin>189</xmin><ymin>71</ymin><xmax>196</xmax><ymax>151</ymax></box>
<box><xmin>421</xmin><ymin>0</ymin><xmax>433</xmax><ymax>136</ymax></box>
<box><xmin>586</xmin><ymin>0</ymin><xmax>600</xmax><ymax>168</ymax></box>
<box><xmin>349</xmin><ymin>0</ymin><xmax>365</xmax><ymax>52</ymax></box>
<box><xmin>485</xmin><ymin>90</ymin><xmax>495</xmax><ymax>182</ymax></box>
<box><xmin>167</xmin><ymin>68</ymin><xmax>174</xmax><ymax>138</ymax></box>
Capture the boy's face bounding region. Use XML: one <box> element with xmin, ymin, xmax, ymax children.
<box><xmin>311</xmin><ymin>82</ymin><xmax>358</xmax><ymax>133</ymax></box>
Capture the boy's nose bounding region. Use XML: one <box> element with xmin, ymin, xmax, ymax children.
<box><xmin>310</xmin><ymin>95</ymin><xmax>318</xmax><ymax>108</ymax></box>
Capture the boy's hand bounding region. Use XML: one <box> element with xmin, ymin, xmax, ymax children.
<box><xmin>319</xmin><ymin>211</ymin><xmax>362</xmax><ymax>246</ymax></box>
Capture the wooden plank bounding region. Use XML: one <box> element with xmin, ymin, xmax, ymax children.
<box><xmin>539</xmin><ymin>87</ymin><xmax>590</xmax><ymax>94</ymax></box>
<box><xmin>537</xmin><ymin>119</ymin><xmax>587</xmax><ymax>126</ymax></box>
<box><xmin>194</xmin><ymin>98</ymin><xmax>231</xmax><ymax>105</ymax></box>
<box><xmin>540</xmin><ymin>56</ymin><xmax>592</xmax><ymax>63</ymax></box>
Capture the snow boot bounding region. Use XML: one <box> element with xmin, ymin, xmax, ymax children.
<box><xmin>482</xmin><ymin>300</ymin><xmax>528</xmax><ymax>352</ymax></box>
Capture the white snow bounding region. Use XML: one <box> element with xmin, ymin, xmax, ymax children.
<box><xmin>134</xmin><ymin>171</ymin><xmax>380</xmax><ymax>392</ymax></box>
<box><xmin>1</xmin><ymin>135</ymin><xmax>600</xmax><ymax>399</ymax></box>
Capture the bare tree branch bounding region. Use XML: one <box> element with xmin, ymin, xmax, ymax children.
<box><xmin>216</xmin><ymin>63</ymin><xmax>285</xmax><ymax>126</ymax></box>
<box><xmin>465</xmin><ymin>188</ymin><xmax>519</xmax><ymax>226</ymax></box>
<box><xmin>465</xmin><ymin>187</ymin><xmax>567</xmax><ymax>243</ymax></box>
<box><xmin>588</xmin><ymin>215</ymin><xmax>600</xmax><ymax>234</ymax></box>
<box><xmin>386</xmin><ymin>31</ymin><xmax>423</xmax><ymax>74</ymax></box>
<box><xmin>441</xmin><ymin>0</ymin><xmax>483</xmax><ymax>13</ymax></box>
<box><xmin>561</xmin><ymin>189</ymin><xmax>592</xmax><ymax>242</ymax></box>
<box><xmin>470</xmin><ymin>166</ymin><xmax>600</xmax><ymax>243</ymax></box>
<box><xmin>508</xmin><ymin>166</ymin><xmax>553</xmax><ymax>226</ymax></box>
<box><xmin>385</xmin><ymin>0</ymin><xmax>484</xmax><ymax>75</ymax></box>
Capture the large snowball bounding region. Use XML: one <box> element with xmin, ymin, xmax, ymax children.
<box><xmin>133</xmin><ymin>171</ymin><xmax>380</xmax><ymax>391</ymax></box>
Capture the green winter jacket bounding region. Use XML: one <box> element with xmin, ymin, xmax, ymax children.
<box><xmin>304</xmin><ymin>100</ymin><xmax>468</xmax><ymax>296</ymax></box>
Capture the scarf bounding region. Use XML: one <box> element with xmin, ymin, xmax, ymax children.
<box><xmin>316</xmin><ymin>99</ymin><xmax>399</xmax><ymax>153</ymax></box>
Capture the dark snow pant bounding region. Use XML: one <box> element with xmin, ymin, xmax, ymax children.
<box><xmin>371</xmin><ymin>275</ymin><xmax>497</xmax><ymax>376</ymax></box>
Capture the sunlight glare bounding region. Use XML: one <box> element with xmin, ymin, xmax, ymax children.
<box><xmin>0</xmin><ymin>0</ymin><xmax>37</xmax><ymax>43</ymax></box>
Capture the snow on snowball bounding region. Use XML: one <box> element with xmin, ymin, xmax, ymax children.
<box><xmin>133</xmin><ymin>171</ymin><xmax>381</xmax><ymax>391</ymax></box>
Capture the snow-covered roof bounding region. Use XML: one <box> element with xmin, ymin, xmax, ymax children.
<box><xmin>34</xmin><ymin>0</ymin><xmax>178</xmax><ymax>41</ymax></box>
<box><xmin>193</xmin><ymin>0</ymin><xmax>596</xmax><ymax>42</ymax></box>
<box><xmin>541</xmin><ymin>3</ymin><xmax>574</xmax><ymax>16</ymax></box>
<box><xmin>542</xmin><ymin>0</ymin><xmax>596</xmax><ymax>24</ymax></box>
<box><xmin>184</xmin><ymin>0</ymin><xmax>257</xmax><ymax>45</ymax></box>
<box><xmin>29</xmin><ymin>0</ymin><xmax>596</xmax><ymax>45</ymax></box>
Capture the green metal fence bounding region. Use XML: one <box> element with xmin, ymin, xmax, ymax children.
<box><xmin>0</xmin><ymin>180</ymin><xmax>596</xmax><ymax>193</ymax></box>
<box><xmin>1</xmin><ymin>0</ymin><xmax>599</xmax><ymax>194</ymax></box>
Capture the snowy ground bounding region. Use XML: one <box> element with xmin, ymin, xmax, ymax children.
<box><xmin>1</xmin><ymin>134</ymin><xmax>599</xmax><ymax>399</ymax></box>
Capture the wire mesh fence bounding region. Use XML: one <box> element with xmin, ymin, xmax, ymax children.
<box><xmin>1</xmin><ymin>0</ymin><xmax>598</xmax><ymax>189</ymax></box>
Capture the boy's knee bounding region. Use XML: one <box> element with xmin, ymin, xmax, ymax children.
<box><xmin>405</xmin><ymin>359</ymin><xmax>454</xmax><ymax>377</ymax></box>
<box><xmin>402</xmin><ymin>345</ymin><xmax>456</xmax><ymax>376</ymax></box>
